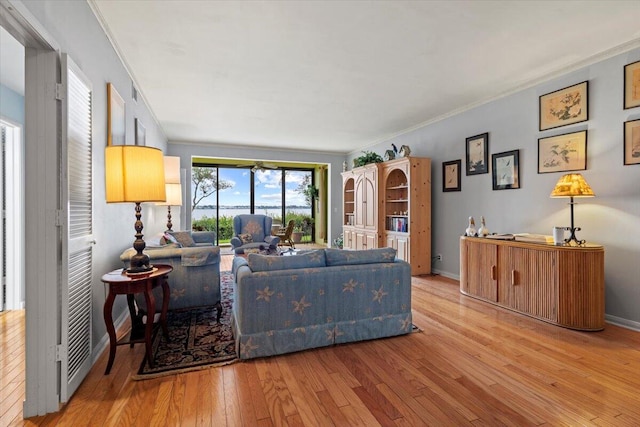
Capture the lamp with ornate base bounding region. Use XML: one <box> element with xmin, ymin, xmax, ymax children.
<box><xmin>106</xmin><ymin>146</ymin><xmax>166</xmax><ymax>274</ymax></box>
<box><xmin>156</xmin><ymin>156</ymin><xmax>182</xmax><ymax>231</ymax></box>
<box><xmin>550</xmin><ymin>173</ymin><xmax>595</xmax><ymax>245</ymax></box>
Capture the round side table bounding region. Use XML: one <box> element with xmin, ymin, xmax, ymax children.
<box><xmin>101</xmin><ymin>264</ymin><xmax>172</xmax><ymax>375</ymax></box>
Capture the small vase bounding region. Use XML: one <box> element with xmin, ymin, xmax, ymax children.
<box><xmin>478</xmin><ymin>216</ymin><xmax>489</xmax><ymax>237</ymax></box>
<box><xmin>465</xmin><ymin>216</ymin><xmax>477</xmax><ymax>237</ymax></box>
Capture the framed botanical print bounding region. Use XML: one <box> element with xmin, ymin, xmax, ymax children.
<box><xmin>443</xmin><ymin>159</ymin><xmax>461</xmax><ymax>192</ymax></box>
<box><xmin>538</xmin><ymin>130</ymin><xmax>587</xmax><ymax>173</ymax></box>
<box><xmin>492</xmin><ymin>150</ymin><xmax>520</xmax><ymax>190</ymax></box>
<box><xmin>465</xmin><ymin>132</ymin><xmax>489</xmax><ymax>175</ymax></box>
<box><xmin>107</xmin><ymin>83</ymin><xmax>125</xmax><ymax>146</ymax></box>
<box><xmin>539</xmin><ymin>81</ymin><xmax>588</xmax><ymax>131</ymax></box>
<box><xmin>624</xmin><ymin>60</ymin><xmax>640</xmax><ymax>109</ymax></box>
<box><xmin>624</xmin><ymin>119</ymin><xmax>640</xmax><ymax>165</ymax></box>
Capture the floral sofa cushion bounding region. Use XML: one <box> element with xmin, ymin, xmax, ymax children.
<box><xmin>247</xmin><ymin>249</ymin><xmax>326</xmax><ymax>272</ymax></box>
<box><xmin>325</xmin><ymin>247</ymin><xmax>396</xmax><ymax>266</ymax></box>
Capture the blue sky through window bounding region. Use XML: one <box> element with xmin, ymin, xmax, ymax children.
<box><xmin>203</xmin><ymin>168</ymin><xmax>310</xmax><ymax>207</ymax></box>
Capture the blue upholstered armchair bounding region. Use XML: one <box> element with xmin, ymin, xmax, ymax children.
<box><xmin>230</xmin><ymin>214</ymin><xmax>280</xmax><ymax>254</ymax></box>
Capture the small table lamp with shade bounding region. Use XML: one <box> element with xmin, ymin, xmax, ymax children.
<box><xmin>550</xmin><ymin>173</ymin><xmax>595</xmax><ymax>245</ymax></box>
<box><xmin>105</xmin><ymin>145</ymin><xmax>166</xmax><ymax>274</ymax></box>
<box><xmin>156</xmin><ymin>156</ymin><xmax>182</xmax><ymax>231</ymax></box>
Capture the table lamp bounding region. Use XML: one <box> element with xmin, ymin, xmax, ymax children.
<box><xmin>106</xmin><ymin>146</ymin><xmax>166</xmax><ymax>273</ymax></box>
<box><xmin>550</xmin><ymin>173</ymin><xmax>595</xmax><ymax>245</ymax></box>
<box><xmin>156</xmin><ymin>156</ymin><xmax>182</xmax><ymax>231</ymax></box>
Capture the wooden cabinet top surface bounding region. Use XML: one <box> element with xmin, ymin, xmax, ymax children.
<box><xmin>461</xmin><ymin>236</ymin><xmax>603</xmax><ymax>251</ymax></box>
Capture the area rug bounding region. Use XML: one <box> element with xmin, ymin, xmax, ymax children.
<box><xmin>133</xmin><ymin>272</ymin><xmax>237</xmax><ymax>380</ymax></box>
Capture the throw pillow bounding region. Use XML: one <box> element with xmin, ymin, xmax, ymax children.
<box><xmin>239</xmin><ymin>233</ymin><xmax>253</xmax><ymax>244</ymax></box>
<box><xmin>248</xmin><ymin>250</ymin><xmax>326</xmax><ymax>272</ymax></box>
<box><xmin>325</xmin><ymin>247</ymin><xmax>397</xmax><ymax>266</ymax></box>
<box><xmin>163</xmin><ymin>232</ymin><xmax>180</xmax><ymax>246</ymax></box>
<box><xmin>168</xmin><ymin>231</ymin><xmax>196</xmax><ymax>247</ymax></box>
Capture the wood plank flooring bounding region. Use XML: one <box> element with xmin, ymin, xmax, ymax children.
<box><xmin>2</xmin><ymin>254</ymin><xmax>640</xmax><ymax>425</ymax></box>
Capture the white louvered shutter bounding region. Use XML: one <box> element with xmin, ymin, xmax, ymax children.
<box><xmin>60</xmin><ymin>54</ymin><xmax>94</xmax><ymax>402</ymax></box>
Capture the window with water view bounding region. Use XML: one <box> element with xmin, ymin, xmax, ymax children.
<box><xmin>191</xmin><ymin>165</ymin><xmax>315</xmax><ymax>246</ymax></box>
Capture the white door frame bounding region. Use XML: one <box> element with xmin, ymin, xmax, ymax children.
<box><xmin>1</xmin><ymin>0</ymin><xmax>62</xmax><ymax>417</ymax></box>
<box><xmin>0</xmin><ymin>116</ymin><xmax>24</xmax><ymax>310</ymax></box>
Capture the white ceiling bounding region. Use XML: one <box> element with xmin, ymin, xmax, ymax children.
<box><xmin>39</xmin><ymin>2</ymin><xmax>640</xmax><ymax>153</ymax></box>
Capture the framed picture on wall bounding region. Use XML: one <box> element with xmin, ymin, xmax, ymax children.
<box><xmin>465</xmin><ymin>133</ymin><xmax>489</xmax><ymax>175</ymax></box>
<box><xmin>624</xmin><ymin>60</ymin><xmax>640</xmax><ymax>109</ymax></box>
<box><xmin>539</xmin><ymin>81</ymin><xmax>588</xmax><ymax>131</ymax></box>
<box><xmin>442</xmin><ymin>159</ymin><xmax>461</xmax><ymax>192</ymax></box>
<box><xmin>107</xmin><ymin>83</ymin><xmax>125</xmax><ymax>146</ymax></box>
<box><xmin>538</xmin><ymin>130</ymin><xmax>587</xmax><ymax>173</ymax></box>
<box><xmin>135</xmin><ymin>118</ymin><xmax>146</xmax><ymax>146</ymax></box>
<box><xmin>492</xmin><ymin>150</ymin><xmax>520</xmax><ymax>190</ymax></box>
<box><xmin>624</xmin><ymin>119</ymin><xmax>640</xmax><ymax>165</ymax></box>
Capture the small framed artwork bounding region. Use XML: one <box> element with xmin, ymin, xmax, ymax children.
<box><xmin>442</xmin><ymin>159</ymin><xmax>461</xmax><ymax>192</ymax></box>
<box><xmin>538</xmin><ymin>130</ymin><xmax>587</xmax><ymax>173</ymax></box>
<box><xmin>539</xmin><ymin>81</ymin><xmax>588</xmax><ymax>131</ymax></box>
<box><xmin>465</xmin><ymin>132</ymin><xmax>489</xmax><ymax>175</ymax></box>
<box><xmin>624</xmin><ymin>119</ymin><xmax>640</xmax><ymax>165</ymax></box>
<box><xmin>624</xmin><ymin>60</ymin><xmax>640</xmax><ymax>109</ymax></box>
<box><xmin>492</xmin><ymin>150</ymin><xmax>519</xmax><ymax>190</ymax></box>
<box><xmin>135</xmin><ymin>118</ymin><xmax>146</xmax><ymax>146</ymax></box>
<box><xmin>107</xmin><ymin>83</ymin><xmax>125</xmax><ymax>146</ymax></box>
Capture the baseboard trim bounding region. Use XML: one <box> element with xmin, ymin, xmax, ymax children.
<box><xmin>430</xmin><ymin>269</ymin><xmax>460</xmax><ymax>281</ymax></box>
<box><xmin>605</xmin><ymin>314</ymin><xmax>640</xmax><ymax>332</ymax></box>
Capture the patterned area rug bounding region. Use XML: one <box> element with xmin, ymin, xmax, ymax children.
<box><xmin>133</xmin><ymin>272</ymin><xmax>237</xmax><ymax>380</ymax></box>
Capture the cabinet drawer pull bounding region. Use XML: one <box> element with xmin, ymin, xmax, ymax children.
<box><xmin>491</xmin><ymin>265</ymin><xmax>496</xmax><ymax>280</ymax></box>
<box><xmin>511</xmin><ymin>270</ymin><xmax>516</xmax><ymax>285</ymax></box>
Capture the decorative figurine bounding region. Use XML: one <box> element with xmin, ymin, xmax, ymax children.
<box><xmin>342</xmin><ymin>160</ymin><xmax>348</xmax><ymax>172</ymax></box>
<box><xmin>465</xmin><ymin>216</ymin><xmax>477</xmax><ymax>237</ymax></box>
<box><xmin>478</xmin><ymin>216</ymin><xmax>489</xmax><ymax>237</ymax></box>
<box><xmin>399</xmin><ymin>145</ymin><xmax>411</xmax><ymax>157</ymax></box>
<box><xmin>384</xmin><ymin>149</ymin><xmax>396</xmax><ymax>161</ymax></box>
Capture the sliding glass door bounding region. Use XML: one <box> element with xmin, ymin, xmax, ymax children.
<box><xmin>192</xmin><ymin>163</ymin><xmax>315</xmax><ymax>244</ymax></box>
<box><xmin>284</xmin><ymin>170</ymin><xmax>313</xmax><ymax>243</ymax></box>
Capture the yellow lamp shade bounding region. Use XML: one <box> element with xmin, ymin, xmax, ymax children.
<box><xmin>105</xmin><ymin>146</ymin><xmax>166</xmax><ymax>203</ymax></box>
<box><xmin>550</xmin><ymin>173</ymin><xmax>595</xmax><ymax>198</ymax></box>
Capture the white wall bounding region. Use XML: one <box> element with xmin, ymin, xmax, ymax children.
<box><xmin>350</xmin><ymin>48</ymin><xmax>640</xmax><ymax>327</ymax></box>
<box><xmin>20</xmin><ymin>0</ymin><xmax>170</xmax><ymax>346</ymax></box>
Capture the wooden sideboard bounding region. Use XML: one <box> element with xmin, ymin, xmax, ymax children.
<box><xmin>459</xmin><ymin>236</ymin><xmax>605</xmax><ymax>331</ymax></box>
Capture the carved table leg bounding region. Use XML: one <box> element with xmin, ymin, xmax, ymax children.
<box><xmin>143</xmin><ymin>284</ymin><xmax>156</xmax><ymax>369</ymax></box>
<box><xmin>160</xmin><ymin>276</ymin><xmax>170</xmax><ymax>339</ymax></box>
<box><xmin>103</xmin><ymin>289</ymin><xmax>117</xmax><ymax>375</ymax></box>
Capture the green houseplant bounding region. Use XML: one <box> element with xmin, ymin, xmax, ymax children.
<box><xmin>353</xmin><ymin>150</ymin><xmax>383</xmax><ymax>167</ymax></box>
<box><xmin>303</xmin><ymin>185</ymin><xmax>319</xmax><ymax>204</ymax></box>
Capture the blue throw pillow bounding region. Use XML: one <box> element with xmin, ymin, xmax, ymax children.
<box><xmin>248</xmin><ymin>250</ymin><xmax>326</xmax><ymax>272</ymax></box>
<box><xmin>325</xmin><ymin>247</ymin><xmax>396</xmax><ymax>266</ymax></box>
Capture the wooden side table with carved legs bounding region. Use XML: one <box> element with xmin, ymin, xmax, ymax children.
<box><xmin>101</xmin><ymin>264</ymin><xmax>173</xmax><ymax>374</ymax></box>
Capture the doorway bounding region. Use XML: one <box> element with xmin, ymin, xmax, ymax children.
<box><xmin>0</xmin><ymin>118</ymin><xmax>24</xmax><ymax>311</ymax></box>
<box><xmin>0</xmin><ymin>25</ymin><xmax>25</xmax><ymax>312</ymax></box>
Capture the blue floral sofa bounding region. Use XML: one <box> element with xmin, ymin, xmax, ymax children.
<box><xmin>120</xmin><ymin>230</ymin><xmax>222</xmax><ymax>320</ymax></box>
<box><xmin>231</xmin><ymin>247</ymin><xmax>412</xmax><ymax>359</ymax></box>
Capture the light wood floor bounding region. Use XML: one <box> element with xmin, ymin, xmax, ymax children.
<box><xmin>3</xmin><ymin>254</ymin><xmax>640</xmax><ymax>426</ymax></box>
